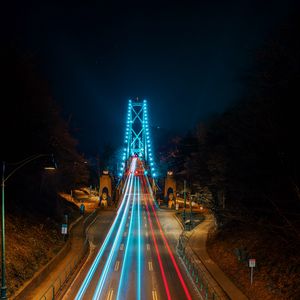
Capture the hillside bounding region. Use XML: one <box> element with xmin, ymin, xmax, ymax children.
<box><xmin>2</xmin><ymin>197</ymin><xmax>80</xmax><ymax>297</ymax></box>
<box><xmin>207</xmin><ymin>222</ymin><xmax>300</xmax><ymax>300</ymax></box>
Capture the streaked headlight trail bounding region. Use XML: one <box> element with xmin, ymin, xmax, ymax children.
<box><xmin>70</xmin><ymin>157</ymin><xmax>196</xmax><ymax>300</ymax></box>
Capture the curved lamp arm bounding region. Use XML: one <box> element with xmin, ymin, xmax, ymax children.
<box><xmin>3</xmin><ymin>153</ymin><xmax>55</xmax><ymax>185</ymax></box>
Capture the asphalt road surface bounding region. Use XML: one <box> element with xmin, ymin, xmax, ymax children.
<box><xmin>63</xmin><ymin>158</ymin><xmax>199</xmax><ymax>300</ymax></box>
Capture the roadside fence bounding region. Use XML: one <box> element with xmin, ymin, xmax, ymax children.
<box><xmin>39</xmin><ymin>209</ymin><xmax>98</xmax><ymax>300</ymax></box>
<box><xmin>177</xmin><ymin>233</ymin><xmax>229</xmax><ymax>300</ymax></box>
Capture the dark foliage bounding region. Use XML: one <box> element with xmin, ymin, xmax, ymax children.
<box><xmin>1</xmin><ymin>45</ymin><xmax>89</xmax><ymax>218</ymax></box>
<box><xmin>163</xmin><ymin>15</ymin><xmax>300</xmax><ymax>298</ymax></box>
<box><xmin>164</xmin><ymin>15</ymin><xmax>300</xmax><ymax>241</ymax></box>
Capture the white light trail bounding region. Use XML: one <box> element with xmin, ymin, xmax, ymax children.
<box><xmin>75</xmin><ymin>159</ymin><xmax>136</xmax><ymax>300</ymax></box>
<box><xmin>92</xmin><ymin>158</ymin><xmax>137</xmax><ymax>300</ymax></box>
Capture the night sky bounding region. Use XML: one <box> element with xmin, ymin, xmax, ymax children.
<box><xmin>5</xmin><ymin>0</ymin><xmax>297</xmax><ymax>155</ymax></box>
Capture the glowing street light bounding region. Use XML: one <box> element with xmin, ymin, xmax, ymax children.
<box><xmin>1</xmin><ymin>154</ymin><xmax>56</xmax><ymax>299</ymax></box>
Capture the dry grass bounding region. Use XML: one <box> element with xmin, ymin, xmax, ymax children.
<box><xmin>207</xmin><ymin>223</ymin><xmax>300</xmax><ymax>300</ymax></box>
<box><xmin>3</xmin><ymin>214</ymin><xmax>64</xmax><ymax>297</ymax></box>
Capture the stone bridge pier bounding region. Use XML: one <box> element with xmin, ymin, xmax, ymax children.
<box><xmin>164</xmin><ymin>171</ymin><xmax>176</xmax><ymax>208</ymax></box>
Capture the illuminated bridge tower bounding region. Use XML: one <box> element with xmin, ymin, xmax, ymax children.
<box><xmin>120</xmin><ymin>99</ymin><xmax>157</xmax><ymax>177</ymax></box>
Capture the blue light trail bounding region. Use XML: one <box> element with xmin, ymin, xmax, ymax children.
<box><xmin>116</xmin><ymin>176</ymin><xmax>137</xmax><ymax>300</ymax></box>
<box><xmin>75</xmin><ymin>159</ymin><xmax>136</xmax><ymax>300</ymax></box>
<box><xmin>92</xmin><ymin>159</ymin><xmax>137</xmax><ymax>300</ymax></box>
<box><xmin>137</xmin><ymin>177</ymin><xmax>142</xmax><ymax>300</ymax></box>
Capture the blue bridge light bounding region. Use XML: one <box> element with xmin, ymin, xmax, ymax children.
<box><xmin>120</xmin><ymin>99</ymin><xmax>158</xmax><ymax>177</ymax></box>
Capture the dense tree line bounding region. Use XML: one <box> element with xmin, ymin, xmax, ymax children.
<box><xmin>1</xmin><ymin>45</ymin><xmax>89</xmax><ymax>218</ymax></box>
<box><xmin>167</xmin><ymin>17</ymin><xmax>300</xmax><ymax>244</ymax></box>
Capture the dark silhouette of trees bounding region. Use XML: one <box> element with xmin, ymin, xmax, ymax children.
<box><xmin>168</xmin><ymin>15</ymin><xmax>300</xmax><ymax>238</ymax></box>
<box><xmin>163</xmin><ymin>16</ymin><xmax>300</xmax><ymax>298</ymax></box>
<box><xmin>1</xmin><ymin>45</ymin><xmax>89</xmax><ymax>217</ymax></box>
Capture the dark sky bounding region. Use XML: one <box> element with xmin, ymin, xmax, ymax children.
<box><xmin>6</xmin><ymin>0</ymin><xmax>297</xmax><ymax>155</ymax></box>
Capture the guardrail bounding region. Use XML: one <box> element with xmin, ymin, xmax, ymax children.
<box><xmin>39</xmin><ymin>241</ymin><xmax>88</xmax><ymax>300</ymax></box>
<box><xmin>39</xmin><ymin>209</ymin><xmax>98</xmax><ymax>300</ymax></box>
<box><xmin>177</xmin><ymin>233</ymin><xmax>229</xmax><ymax>300</ymax></box>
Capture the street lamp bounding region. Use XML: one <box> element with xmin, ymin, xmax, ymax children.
<box><xmin>183</xmin><ymin>180</ymin><xmax>186</xmax><ymax>225</ymax></box>
<box><xmin>189</xmin><ymin>193</ymin><xmax>193</xmax><ymax>230</ymax></box>
<box><xmin>1</xmin><ymin>154</ymin><xmax>56</xmax><ymax>299</ymax></box>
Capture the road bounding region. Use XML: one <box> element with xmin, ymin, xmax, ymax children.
<box><xmin>63</xmin><ymin>157</ymin><xmax>198</xmax><ymax>300</ymax></box>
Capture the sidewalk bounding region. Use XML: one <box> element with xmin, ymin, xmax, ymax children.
<box><xmin>13</xmin><ymin>211</ymin><xmax>98</xmax><ymax>300</ymax></box>
<box><xmin>182</xmin><ymin>212</ymin><xmax>248</xmax><ymax>300</ymax></box>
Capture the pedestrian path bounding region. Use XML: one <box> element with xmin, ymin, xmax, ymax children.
<box><xmin>186</xmin><ymin>213</ymin><xmax>248</xmax><ymax>300</ymax></box>
<box><xmin>14</xmin><ymin>214</ymin><xmax>88</xmax><ymax>300</ymax></box>
<box><xmin>13</xmin><ymin>209</ymin><xmax>115</xmax><ymax>300</ymax></box>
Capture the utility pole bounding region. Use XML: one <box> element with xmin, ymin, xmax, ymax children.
<box><xmin>189</xmin><ymin>193</ymin><xmax>193</xmax><ymax>230</ymax></box>
<box><xmin>1</xmin><ymin>162</ymin><xmax>7</xmax><ymax>299</ymax></box>
<box><xmin>183</xmin><ymin>180</ymin><xmax>186</xmax><ymax>227</ymax></box>
<box><xmin>1</xmin><ymin>154</ymin><xmax>56</xmax><ymax>299</ymax></box>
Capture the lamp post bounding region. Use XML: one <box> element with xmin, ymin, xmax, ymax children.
<box><xmin>1</xmin><ymin>163</ymin><xmax>6</xmax><ymax>299</ymax></box>
<box><xmin>183</xmin><ymin>180</ymin><xmax>186</xmax><ymax>227</ymax></box>
<box><xmin>1</xmin><ymin>154</ymin><xmax>55</xmax><ymax>299</ymax></box>
<box><xmin>189</xmin><ymin>193</ymin><xmax>193</xmax><ymax>230</ymax></box>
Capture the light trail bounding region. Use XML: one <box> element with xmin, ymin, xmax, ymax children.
<box><xmin>73</xmin><ymin>158</ymin><xmax>193</xmax><ymax>300</ymax></box>
<box><xmin>92</xmin><ymin>159</ymin><xmax>137</xmax><ymax>300</ymax></box>
<box><xmin>143</xmin><ymin>180</ymin><xmax>172</xmax><ymax>300</ymax></box>
<box><xmin>75</xmin><ymin>159</ymin><xmax>136</xmax><ymax>300</ymax></box>
<box><xmin>137</xmin><ymin>177</ymin><xmax>142</xmax><ymax>300</ymax></box>
<box><xmin>116</xmin><ymin>176</ymin><xmax>137</xmax><ymax>299</ymax></box>
<box><xmin>143</xmin><ymin>176</ymin><xmax>193</xmax><ymax>300</ymax></box>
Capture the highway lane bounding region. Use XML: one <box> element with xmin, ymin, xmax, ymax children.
<box><xmin>62</xmin><ymin>210</ymin><xmax>116</xmax><ymax>300</ymax></box>
<box><xmin>64</xmin><ymin>157</ymin><xmax>199</xmax><ymax>300</ymax></box>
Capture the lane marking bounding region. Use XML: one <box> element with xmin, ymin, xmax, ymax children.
<box><xmin>90</xmin><ymin>159</ymin><xmax>138</xmax><ymax>300</ymax></box>
<box><xmin>152</xmin><ymin>290</ymin><xmax>158</xmax><ymax>300</ymax></box>
<box><xmin>147</xmin><ymin>243</ymin><xmax>150</xmax><ymax>251</ymax></box>
<box><xmin>114</xmin><ymin>260</ymin><xmax>120</xmax><ymax>271</ymax></box>
<box><xmin>107</xmin><ymin>289</ymin><xmax>114</xmax><ymax>300</ymax></box>
<box><xmin>117</xmin><ymin>176</ymin><xmax>137</xmax><ymax>300</ymax></box>
<box><xmin>120</xmin><ymin>243</ymin><xmax>124</xmax><ymax>251</ymax></box>
<box><xmin>145</xmin><ymin>231</ymin><xmax>149</xmax><ymax>238</ymax></box>
<box><xmin>137</xmin><ymin>177</ymin><xmax>142</xmax><ymax>300</ymax></box>
<box><xmin>124</xmin><ymin>231</ymin><xmax>127</xmax><ymax>237</ymax></box>
<box><xmin>75</xmin><ymin>165</ymin><xmax>135</xmax><ymax>300</ymax></box>
<box><xmin>143</xmin><ymin>175</ymin><xmax>192</xmax><ymax>300</ymax></box>
<box><xmin>142</xmin><ymin>177</ymin><xmax>172</xmax><ymax>300</ymax></box>
<box><xmin>126</xmin><ymin>223</ymin><xmax>129</xmax><ymax>227</ymax></box>
<box><xmin>144</xmin><ymin>223</ymin><xmax>147</xmax><ymax>228</ymax></box>
<box><xmin>148</xmin><ymin>261</ymin><xmax>153</xmax><ymax>271</ymax></box>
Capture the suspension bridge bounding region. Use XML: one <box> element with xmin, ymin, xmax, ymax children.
<box><xmin>63</xmin><ymin>99</ymin><xmax>197</xmax><ymax>300</ymax></box>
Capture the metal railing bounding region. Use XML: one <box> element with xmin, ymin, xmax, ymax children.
<box><xmin>39</xmin><ymin>210</ymin><xmax>97</xmax><ymax>300</ymax></box>
<box><xmin>177</xmin><ymin>233</ymin><xmax>229</xmax><ymax>300</ymax></box>
<box><xmin>39</xmin><ymin>243</ymin><xmax>87</xmax><ymax>300</ymax></box>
